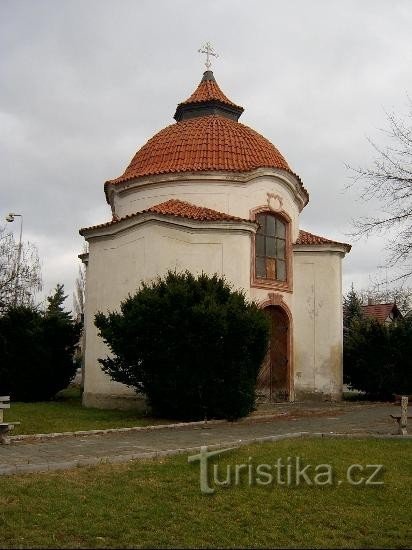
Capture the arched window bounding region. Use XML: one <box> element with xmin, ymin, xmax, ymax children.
<box><xmin>255</xmin><ymin>213</ymin><xmax>287</xmax><ymax>282</ymax></box>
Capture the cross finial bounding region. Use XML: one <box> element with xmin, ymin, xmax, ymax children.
<box><xmin>198</xmin><ymin>42</ymin><xmax>219</xmax><ymax>71</ymax></box>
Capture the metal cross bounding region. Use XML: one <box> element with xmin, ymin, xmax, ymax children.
<box><xmin>198</xmin><ymin>42</ymin><xmax>219</xmax><ymax>70</ymax></box>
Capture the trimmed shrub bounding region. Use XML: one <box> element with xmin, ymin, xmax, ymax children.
<box><xmin>0</xmin><ymin>288</ymin><xmax>81</xmax><ymax>401</ymax></box>
<box><xmin>344</xmin><ymin>316</ymin><xmax>412</xmax><ymax>399</ymax></box>
<box><xmin>95</xmin><ymin>271</ymin><xmax>269</xmax><ymax>420</ymax></box>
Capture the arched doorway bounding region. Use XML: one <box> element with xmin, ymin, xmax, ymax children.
<box><xmin>256</xmin><ymin>305</ymin><xmax>290</xmax><ymax>401</ymax></box>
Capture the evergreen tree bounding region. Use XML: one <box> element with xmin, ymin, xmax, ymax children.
<box><xmin>343</xmin><ymin>284</ymin><xmax>363</xmax><ymax>330</ymax></box>
<box><xmin>344</xmin><ymin>316</ymin><xmax>412</xmax><ymax>398</ymax></box>
<box><xmin>0</xmin><ymin>301</ymin><xmax>81</xmax><ymax>400</ymax></box>
<box><xmin>46</xmin><ymin>283</ymin><xmax>70</xmax><ymax>320</ymax></box>
<box><xmin>95</xmin><ymin>271</ymin><xmax>269</xmax><ymax>421</ymax></box>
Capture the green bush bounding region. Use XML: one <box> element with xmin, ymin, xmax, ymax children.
<box><xmin>344</xmin><ymin>316</ymin><xmax>412</xmax><ymax>399</ymax></box>
<box><xmin>0</xmin><ymin>286</ymin><xmax>81</xmax><ymax>401</ymax></box>
<box><xmin>95</xmin><ymin>271</ymin><xmax>269</xmax><ymax>420</ymax></box>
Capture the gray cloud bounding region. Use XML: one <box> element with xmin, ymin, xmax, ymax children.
<box><xmin>1</xmin><ymin>0</ymin><xmax>411</xmax><ymax>307</ymax></box>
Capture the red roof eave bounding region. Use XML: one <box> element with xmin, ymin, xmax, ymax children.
<box><xmin>80</xmin><ymin>199</ymin><xmax>255</xmax><ymax>235</ymax></box>
<box><xmin>295</xmin><ymin>230</ymin><xmax>351</xmax><ymax>252</ymax></box>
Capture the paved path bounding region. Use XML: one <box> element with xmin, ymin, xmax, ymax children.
<box><xmin>0</xmin><ymin>402</ymin><xmax>403</xmax><ymax>475</ymax></box>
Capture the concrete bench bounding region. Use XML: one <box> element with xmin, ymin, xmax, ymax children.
<box><xmin>0</xmin><ymin>396</ymin><xmax>20</xmax><ymax>444</ymax></box>
<box><xmin>390</xmin><ymin>396</ymin><xmax>410</xmax><ymax>436</ymax></box>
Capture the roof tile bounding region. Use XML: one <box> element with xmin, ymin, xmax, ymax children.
<box><xmin>179</xmin><ymin>77</ymin><xmax>242</xmax><ymax>110</ymax></box>
<box><xmin>80</xmin><ymin>199</ymin><xmax>252</xmax><ymax>233</ymax></box>
<box><xmin>107</xmin><ymin>115</ymin><xmax>297</xmax><ymax>186</ymax></box>
<box><xmin>81</xmin><ymin>203</ymin><xmax>351</xmax><ymax>258</ymax></box>
<box><xmin>361</xmin><ymin>303</ymin><xmax>400</xmax><ymax>323</ymax></box>
<box><xmin>295</xmin><ymin>230</ymin><xmax>351</xmax><ymax>251</ymax></box>
<box><xmin>148</xmin><ymin>199</ymin><xmax>248</xmax><ymax>222</ymax></box>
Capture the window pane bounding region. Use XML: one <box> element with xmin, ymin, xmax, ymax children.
<box><xmin>277</xmin><ymin>260</ymin><xmax>286</xmax><ymax>281</ymax></box>
<box><xmin>256</xmin><ymin>214</ymin><xmax>265</xmax><ymax>234</ymax></box>
<box><xmin>266</xmin><ymin>237</ymin><xmax>276</xmax><ymax>257</ymax></box>
<box><xmin>266</xmin><ymin>215</ymin><xmax>276</xmax><ymax>236</ymax></box>
<box><xmin>253</xmin><ymin>213</ymin><xmax>288</xmax><ymax>282</ymax></box>
<box><xmin>256</xmin><ymin>257</ymin><xmax>266</xmax><ymax>278</ymax></box>
<box><xmin>256</xmin><ymin>234</ymin><xmax>265</xmax><ymax>256</ymax></box>
<box><xmin>277</xmin><ymin>238</ymin><xmax>285</xmax><ymax>259</ymax></box>
<box><xmin>266</xmin><ymin>258</ymin><xmax>276</xmax><ymax>279</ymax></box>
<box><xmin>276</xmin><ymin>219</ymin><xmax>286</xmax><ymax>238</ymax></box>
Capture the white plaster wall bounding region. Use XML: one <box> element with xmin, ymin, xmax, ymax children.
<box><xmin>83</xmin><ymin>167</ymin><xmax>346</xmax><ymax>407</ymax></box>
<box><xmin>83</xmin><ymin>220</ymin><xmax>252</xmax><ymax>404</ymax></box>
<box><xmin>292</xmin><ymin>250</ymin><xmax>344</xmax><ymax>399</ymax></box>
<box><xmin>112</xmin><ymin>174</ymin><xmax>301</xmax><ymax>242</ymax></box>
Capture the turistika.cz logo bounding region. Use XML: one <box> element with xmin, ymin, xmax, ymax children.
<box><xmin>188</xmin><ymin>446</ymin><xmax>385</xmax><ymax>494</ymax></box>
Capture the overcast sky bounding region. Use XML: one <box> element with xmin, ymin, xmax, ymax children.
<box><xmin>1</xmin><ymin>0</ymin><xmax>411</xmax><ymax>309</ymax></box>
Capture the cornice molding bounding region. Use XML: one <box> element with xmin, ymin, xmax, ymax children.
<box><xmin>293</xmin><ymin>244</ymin><xmax>350</xmax><ymax>256</ymax></box>
<box><xmin>81</xmin><ymin>212</ymin><xmax>257</xmax><ymax>240</ymax></box>
<box><xmin>105</xmin><ymin>168</ymin><xmax>309</xmax><ymax>213</ymax></box>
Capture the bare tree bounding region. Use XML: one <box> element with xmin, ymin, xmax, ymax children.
<box><xmin>73</xmin><ymin>263</ymin><xmax>86</xmax><ymax>323</ymax></box>
<box><xmin>358</xmin><ymin>285</ymin><xmax>412</xmax><ymax>314</ymax></box>
<box><xmin>73</xmin><ymin>257</ymin><xmax>87</xmax><ymax>389</ymax></box>
<box><xmin>0</xmin><ymin>225</ymin><xmax>42</xmax><ymax>313</ymax></box>
<box><xmin>349</xmin><ymin>98</ymin><xmax>412</xmax><ymax>278</ymax></box>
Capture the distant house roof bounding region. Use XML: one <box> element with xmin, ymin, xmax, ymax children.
<box><xmin>361</xmin><ymin>303</ymin><xmax>403</xmax><ymax>323</ymax></box>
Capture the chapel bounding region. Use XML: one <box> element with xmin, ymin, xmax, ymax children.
<box><xmin>80</xmin><ymin>62</ymin><xmax>351</xmax><ymax>409</ymax></box>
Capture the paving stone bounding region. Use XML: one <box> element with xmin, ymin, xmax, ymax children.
<box><xmin>0</xmin><ymin>403</ymin><xmax>405</xmax><ymax>476</ymax></box>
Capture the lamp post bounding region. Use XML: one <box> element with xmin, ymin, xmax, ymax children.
<box><xmin>5</xmin><ymin>212</ymin><xmax>23</xmax><ymax>306</ymax></box>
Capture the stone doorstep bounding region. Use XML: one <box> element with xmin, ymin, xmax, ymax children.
<box><xmin>1</xmin><ymin>431</ymin><xmax>411</xmax><ymax>477</ymax></box>
<box><xmin>8</xmin><ymin>412</ymin><xmax>297</xmax><ymax>443</ymax></box>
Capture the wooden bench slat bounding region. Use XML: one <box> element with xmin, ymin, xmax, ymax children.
<box><xmin>0</xmin><ymin>422</ymin><xmax>20</xmax><ymax>428</ymax></box>
<box><xmin>0</xmin><ymin>404</ymin><xmax>11</xmax><ymax>409</ymax></box>
<box><xmin>0</xmin><ymin>396</ymin><xmax>10</xmax><ymax>401</ymax></box>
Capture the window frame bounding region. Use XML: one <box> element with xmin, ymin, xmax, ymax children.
<box><xmin>250</xmin><ymin>207</ymin><xmax>292</xmax><ymax>292</ymax></box>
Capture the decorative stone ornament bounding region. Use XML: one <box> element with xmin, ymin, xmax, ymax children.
<box><xmin>267</xmin><ymin>192</ymin><xmax>283</xmax><ymax>212</ymax></box>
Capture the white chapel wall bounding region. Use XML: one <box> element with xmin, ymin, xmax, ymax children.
<box><xmin>83</xmin><ymin>221</ymin><xmax>252</xmax><ymax>408</ymax></box>
<box><xmin>112</xmin><ymin>174</ymin><xmax>301</xmax><ymax>242</ymax></box>
<box><xmin>292</xmin><ymin>249</ymin><xmax>344</xmax><ymax>400</ymax></box>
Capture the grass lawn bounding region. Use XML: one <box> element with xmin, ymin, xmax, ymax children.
<box><xmin>0</xmin><ymin>438</ymin><xmax>411</xmax><ymax>548</ymax></box>
<box><xmin>4</xmin><ymin>387</ymin><xmax>168</xmax><ymax>435</ymax></box>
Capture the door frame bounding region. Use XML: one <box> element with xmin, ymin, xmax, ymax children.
<box><xmin>258</xmin><ymin>293</ymin><xmax>294</xmax><ymax>402</ymax></box>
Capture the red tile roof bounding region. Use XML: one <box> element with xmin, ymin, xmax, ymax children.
<box><xmin>295</xmin><ymin>230</ymin><xmax>351</xmax><ymax>251</ymax></box>
<box><xmin>79</xmin><ymin>199</ymin><xmax>252</xmax><ymax>234</ymax></box>
<box><xmin>179</xmin><ymin>75</ymin><xmax>243</xmax><ymax>110</ymax></box>
<box><xmin>80</xmin><ymin>202</ymin><xmax>352</xmax><ymax>257</ymax></box>
<box><xmin>361</xmin><ymin>303</ymin><xmax>401</xmax><ymax>323</ymax></box>
<box><xmin>148</xmin><ymin>199</ymin><xmax>249</xmax><ymax>222</ymax></box>
<box><xmin>107</xmin><ymin>115</ymin><xmax>295</xmax><ymax>186</ymax></box>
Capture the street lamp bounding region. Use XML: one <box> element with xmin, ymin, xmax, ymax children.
<box><xmin>5</xmin><ymin>212</ymin><xmax>23</xmax><ymax>306</ymax></box>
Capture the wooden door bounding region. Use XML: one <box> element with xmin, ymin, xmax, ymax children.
<box><xmin>256</xmin><ymin>306</ymin><xmax>289</xmax><ymax>401</ymax></box>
